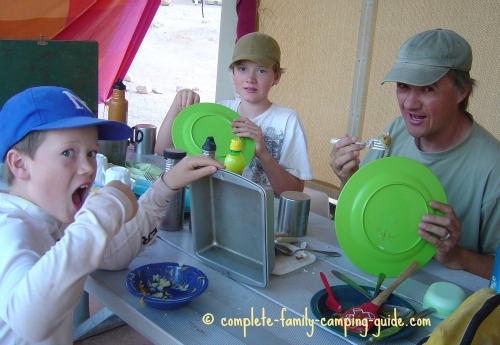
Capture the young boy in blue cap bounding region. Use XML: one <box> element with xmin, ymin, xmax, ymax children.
<box><xmin>155</xmin><ymin>32</ymin><xmax>313</xmax><ymax>197</ymax></box>
<box><xmin>0</xmin><ymin>86</ymin><xmax>223</xmax><ymax>344</ymax></box>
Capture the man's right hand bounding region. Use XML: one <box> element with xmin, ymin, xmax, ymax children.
<box><xmin>329</xmin><ymin>134</ymin><xmax>363</xmax><ymax>188</ymax></box>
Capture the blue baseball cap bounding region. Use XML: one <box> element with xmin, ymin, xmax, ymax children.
<box><xmin>0</xmin><ymin>86</ymin><xmax>132</xmax><ymax>161</ymax></box>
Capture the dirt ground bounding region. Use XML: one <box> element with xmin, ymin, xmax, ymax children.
<box><xmin>98</xmin><ymin>0</ymin><xmax>221</xmax><ymax>131</ymax></box>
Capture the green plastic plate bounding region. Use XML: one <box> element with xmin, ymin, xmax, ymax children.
<box><xmin>335</xmin><ymin>157</ymin><xmax>447</xmax><ymax>277</ymax></box>
<box><xmin>172</xmin><ymin>103</ymin><xmax>255</xmax><ymax>165</ymax></box>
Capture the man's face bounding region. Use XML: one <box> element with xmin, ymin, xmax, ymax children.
<box><xmin>22</xmin><ymin>126</ymin><xmax>99</xmax><ymax>223</ymax></box>
<box><xmin>395</xmin><ymin>74</ymin><xmax>466</xmax><ymax>144</ymax></box>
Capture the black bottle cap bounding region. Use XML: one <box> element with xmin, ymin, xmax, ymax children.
<box><xmin>163</xmin><ymin>148</ymin><xmax>187</xmax><ymax>160</ymax></box>
<box><xmin>202</xmin><ymin>136</ymin><xmax>217</xmax><ymax>151</ymax></box>
<box><xmin>112</xmin><ymin>78</ymin><xmax>126</xmax><ymax>90</ymax></box>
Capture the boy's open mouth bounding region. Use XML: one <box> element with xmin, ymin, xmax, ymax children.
<box><xmin>72</xmin><ymin>185</ymin><xmax>90</xmax><ymax>209</ymax></box>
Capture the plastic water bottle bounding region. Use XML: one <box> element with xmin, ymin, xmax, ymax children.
<box><xmin>224</xmin><ymin>138</ymin><xmax>245</xmax><ymax>174</ymax></box>
<box><xmin>489</xmin><ymin>244</ymin><xmax>500</xmax><ymax>292</ymax></box>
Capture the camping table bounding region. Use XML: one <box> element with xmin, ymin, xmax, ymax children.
<box><xmin>80</xmin><ymin>152</ymin><xmax>489</xmax><ymax>345</ymax></box>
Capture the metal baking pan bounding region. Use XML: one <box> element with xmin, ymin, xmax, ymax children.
<box><xmin>189</xmin><ymin>170</ymin><xmax>274</xmax><ymax>287</ymax></box>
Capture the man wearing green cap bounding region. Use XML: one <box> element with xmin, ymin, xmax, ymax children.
<box><xmin>330</xmin><ymin>29</ymin><xmax>500</xmax><ymax>279</ymax></box>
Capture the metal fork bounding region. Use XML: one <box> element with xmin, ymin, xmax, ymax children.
<box><xmin>275</xmin><ymin>243</ymin><xmax>341</xmax><ymax>257</ymax></box>
<box><xmin>330</xmin><ymin>138</ymin><xmax>387</xmax><ymax>151</ymax></box>
<box><xmin>144</xmin><ymin>172</ymin><xmax>156</xmax><ymax>181</ymax></box>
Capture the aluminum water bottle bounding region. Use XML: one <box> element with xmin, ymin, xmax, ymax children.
<box><xmin>489</xmin><ymin>244</ymin><xmax>500</xmax><ymax>292</ymax></box>
<box><xmin>189</xmin><ymin>136</ymin><xmax>216</xmax><ymax>233</ymax></box>
<box><xmin>159</xmin><ymin>148</ymin><xmax>186</xmax><ymax>232</ymax></box>
<box><xmin>202</xmin><ymin>136</ymin><xmax>216</xmax><ymax>159</ymax></box>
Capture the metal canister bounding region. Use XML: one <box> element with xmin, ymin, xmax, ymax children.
<box><xmin>159</xmin><ymin>148</ymin><xmax>186</xmax><ymax>232</ymax></box>
<box><xmin>275</xmin><ymin>191</ymin><xmax>311</xmax><ymax>237</ymax></box>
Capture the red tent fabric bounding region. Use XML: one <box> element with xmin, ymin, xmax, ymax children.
<box><xmin>0</xmin><ymin>0</ymin><xmax>160</xmax><ymax>104</ymax></box>
<box><xmin>236</xmin><ymin>0</ymin><xmax>258</xmax><ymax>41</ymax></box>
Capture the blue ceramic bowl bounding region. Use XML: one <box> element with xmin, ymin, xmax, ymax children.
<box><xmin>126</xmin><ymin>262</ymin><xmax>208</xmax><ymax>309</ymax></box>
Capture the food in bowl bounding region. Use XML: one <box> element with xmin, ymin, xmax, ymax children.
<box><xmin>126</xmin><ymin>262</ymin><xmax>208</xmax><ymax>309</ymax></box>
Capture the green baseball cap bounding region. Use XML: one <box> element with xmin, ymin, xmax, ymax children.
<box><xmin>382</xmin><ymin>29</ymin><xmax>472</xmax><ymax>86</ymax></box>
<box><xmin>230</xmin><ymin>32</ymin><xmax>281</xmax><ymax>68</ymax></box>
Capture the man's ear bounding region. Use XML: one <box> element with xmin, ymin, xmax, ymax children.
<box><xmin>456</xmin><ymin>82</ymin><xmax>472</xmax><ymax>104</ymax></box>
<box><xmin>6</xmin><ymin>149</ymin><xmax>31</xmax><ymax>180</ymax></box>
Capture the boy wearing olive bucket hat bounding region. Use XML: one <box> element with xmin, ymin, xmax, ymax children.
<box><xmin>330</xmin><ymin>29</ymin><xmax>500</xmax><ymax>279</ymax></box>
<box><xmin>156</xmin><ymin>32</ymin><xmax>313</xmax><ymax>197</ymax></box>
<box><xmin>0</xmin><ymin>86</ymin><xmax>223</xmax><ymax>343</ymax></box>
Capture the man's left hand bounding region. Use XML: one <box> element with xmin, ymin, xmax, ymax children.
<box><xmin>418</xmin><ymin>200</ymin><xmax>463</xmax><ymax>269</ymax></box>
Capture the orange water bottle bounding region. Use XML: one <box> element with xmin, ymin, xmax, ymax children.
<box><xmin>224</xmin><ymin>138</ymin><xmax>245</xmax><ymax>174</ymax></box>
<box><xmin>107</xmin><ymin>78</ymin><xmax>128</xmax><ymax>123</ymax></box>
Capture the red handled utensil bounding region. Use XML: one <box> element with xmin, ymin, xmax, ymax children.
<box><xmin>341</xmin><ymin>261</ymin><xmax>419</xmax><ymax>334</ymax></box>
<box><xmin>319</xmin><ymin>272</ymin><xmax>343</xmax><ymax>313</ymax></box>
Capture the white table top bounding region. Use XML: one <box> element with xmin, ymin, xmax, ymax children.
<box><xmin>85</xmin><ymin>153</ymin><xmax>489</xmax><ymax>345</ymax></box>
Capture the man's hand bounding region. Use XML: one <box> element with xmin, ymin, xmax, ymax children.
<box><xmin>418</xmin><ymin>201</ymin><xmax>462</xmax><ymax>268</ymax></box>
<box><xmin>329</xmin><ymin>134</ymin><xmax>363</xmax><ymax>187</ymax></box>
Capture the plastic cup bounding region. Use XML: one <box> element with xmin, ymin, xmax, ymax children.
<box><xmin>104</xmin><ymin>166</ymin><xmax>132</xmax><ymax>188</ymax></box>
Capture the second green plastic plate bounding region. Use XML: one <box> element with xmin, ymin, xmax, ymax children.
<box><xmin>335</xmin><ymin>157</ymin><xmax>447</xmax><ymax>277</ymax></box>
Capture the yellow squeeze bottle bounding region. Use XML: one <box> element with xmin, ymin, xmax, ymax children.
<box><xmin>224</xmin><ymin>138</ymin><xmax>245</xmax><ymax>175</ymax></box>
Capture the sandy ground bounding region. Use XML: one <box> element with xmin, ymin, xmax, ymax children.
<box><xmin>98</xmin><ymin>0</ymin><xmax>221</xmax><ymax>131</ymax></box>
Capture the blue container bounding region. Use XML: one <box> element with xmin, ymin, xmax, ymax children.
<box><xmin>489</xmin><ymin>244</ymin><xmax>500</xmax><ymax>293</ymax></box>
